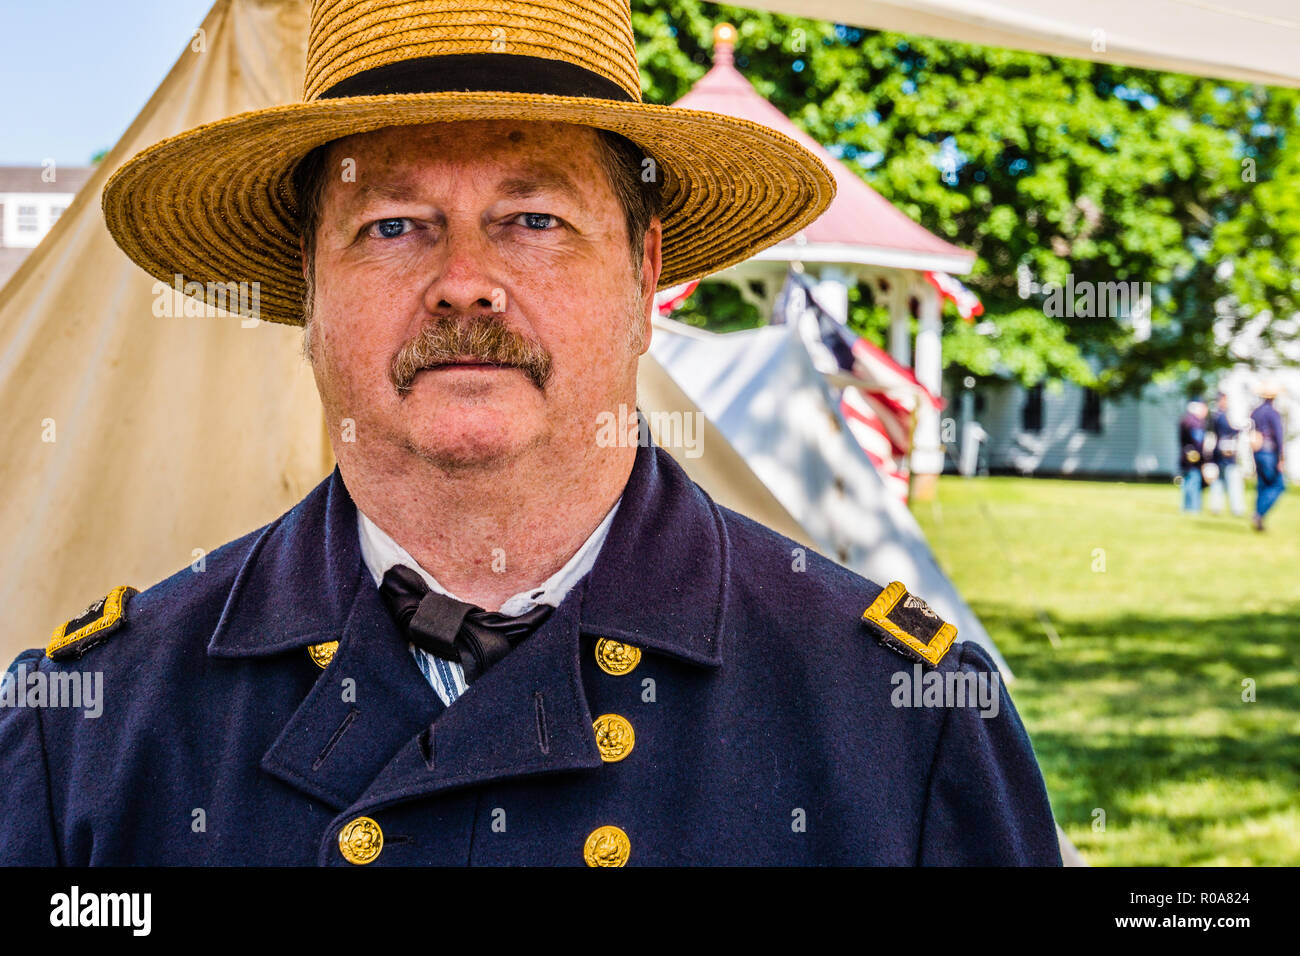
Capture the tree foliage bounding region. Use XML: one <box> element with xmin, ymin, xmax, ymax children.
<box><xmin>632</xmin><ymin>0</ymin><xmax>1300</xmax><ymax>395</ymax></box>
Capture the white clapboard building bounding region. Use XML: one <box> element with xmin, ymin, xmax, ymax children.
<box><xmin>0</xmin><ymin>165</ymin><xmax>95</xmax><ymax>289</ymax></box>
<box><xmin>950</xmin><ymin>378</ymin><xmax>1187</xmax><ymax>478</ymax></box>
<box><xmin>954</xmin><ymin>369</ymin><xmax>1296</xmax><ymax>481</ymax></box>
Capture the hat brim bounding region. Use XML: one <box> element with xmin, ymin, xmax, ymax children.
<box><xmin>102</xmin><ymin>91</ymin><xmax>836</xmax><ymax>326</ymax></box>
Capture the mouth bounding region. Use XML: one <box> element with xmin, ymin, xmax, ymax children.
<box><xmin>421</xmin><ymin>359</ymin><xmax>514</xmax><ymax>371</ymax></box>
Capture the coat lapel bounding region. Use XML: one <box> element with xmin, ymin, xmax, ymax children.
<box><xmin>580</xmin><ymin>440</ymin><xmax>727</xmax><ymax>668</ymax></box>
<box><xmin>347</xmin><ymin>585</ymin><xmax>603</xmax><ymax>812</ymax></box>
<box><xmin>256</xmin><ymin>569</ymin><xmax>444</xmax><ymax>810</ymax></box>
<box><xmin>343</xmin><ymin>439</ymin><xmax>730</xmax><ymax>812</ymax></box>
<box><xmin>207</xmin><ymin>467</ymin><xmax>442</xmax><ymax>811</ymax></box>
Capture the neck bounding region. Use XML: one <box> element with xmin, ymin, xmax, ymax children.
<box><xmin>341</xmin><ymin>433</ymin><xmax>636</xmax><ymax>612</ymax></box>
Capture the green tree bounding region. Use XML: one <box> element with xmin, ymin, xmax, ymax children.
<box><xmin>633</xmin><ymin>1</ymin><xmax>1300</xmax><ymax>396</ymax></box>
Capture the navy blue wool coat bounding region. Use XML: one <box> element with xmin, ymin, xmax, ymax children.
<box><xmin>0</xmin><ymin>441</ymin><xmax>1061</xmax><ymax>865</ymax></box>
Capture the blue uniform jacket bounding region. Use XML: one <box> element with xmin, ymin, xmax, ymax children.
<box><xmin>1251</xmin><ymin>400</ymin><xmax>1284</xmax><ymax>455</ymax></box>
<box><xmin>0</xmin><ymin>441</ymin><xmax>1061</xmax><ymax>865</ymax></box>
<box><xmin>1212</xmin><ymin>411</ymin><xmax>1240</xmax><ymax>466</ymax></box>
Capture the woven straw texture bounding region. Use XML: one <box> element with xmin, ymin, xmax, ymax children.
<box><xmin>103</xmin><ymin>0</ymin><xmax>835</xmax><ymax>326</ymax></box>
<box><xmin>306</xmin><ymin>0</ymin><xmax>642</xmax><ymax>100</ymax></box>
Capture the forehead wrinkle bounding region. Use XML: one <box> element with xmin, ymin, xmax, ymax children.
<box><xmin>344</xmin><ymin>179</ymin><xmax>423</xmax><ymax>210</ymax></box>
<box><xmin>497</xmin><ymin>167</ymin><xmax>588</xmax><ymax>208</ymax></box>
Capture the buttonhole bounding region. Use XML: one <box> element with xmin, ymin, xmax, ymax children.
<box><xmin>419</xmin><ymin>723</ymin><xmax>436</xmax><ymax>771</ymax></box>
<box><xmin>534</xmin><ymin>691</ymin><xmax>549</xmax><ymax>755</ymax></box>
<box><xmin>313</xmin><ymin>707</ymin><xmax>359</xmax><ymax>771</ymax></box>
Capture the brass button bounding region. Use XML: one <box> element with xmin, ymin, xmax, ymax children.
<box><xmin>595</xmin><ymin>638</ymin><xmax>641</xmax><ymax>676</ymax></box>
<box><xmin>338</xmin><ymin>816</ymin><xmax>383</xmax><ymax>865</ymax></box>
<box><xmin>583</xmin><ymin>825</ymin><xmax>631</xmax><ymax>867</ymax></box>
<box><xmin>308</xmin><ymin>641</ymin><xmax>338</xmax><ymax>668</ymax></box>
<box><xmin>593</xmin><ymin>713</ymin><xmax>635</xmax><ymax>763</ymax></box>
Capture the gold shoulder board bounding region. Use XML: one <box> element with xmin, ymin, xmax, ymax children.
<box><xmin>46</xmin><ymin>585</ymin><xmax>138</xmax><ymax>661</ymax></box>
<box><xmin>861</xmin><ymin>581</ymin><xmax>957</xmax><ymax>667</ymax></box>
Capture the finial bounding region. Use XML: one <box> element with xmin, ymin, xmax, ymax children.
<box><xmin>713</xmin><ymin>23</ymin><xmax>736</xmax><ymax>66</ymax></box>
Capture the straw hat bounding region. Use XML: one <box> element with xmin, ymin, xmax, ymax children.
<box><xmin>102</xmin><ymin>0</ymin><xmax>835</xmax><ymax>327</ymax></box>
<box><xmin>1255</xmin><ymin>379</ymin><xmax>1281</xmax><ymax>399</ymax></box>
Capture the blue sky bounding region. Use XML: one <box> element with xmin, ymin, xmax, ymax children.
<box><xmin>1</xmin><ymin>1</ymin><xmax>214</xmax><ymax>165</ymax></box>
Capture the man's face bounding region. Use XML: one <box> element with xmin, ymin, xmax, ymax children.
<box><xmin>303</xmin><ymin>121</ymin><xmax>660</xmax><ymax>473</ymax></box>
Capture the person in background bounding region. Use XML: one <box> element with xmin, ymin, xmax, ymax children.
<box><xmin>1178</xmin><ymin>398</ymin><xmax>1209</xmax><ymax>513</ymax></box>
<box><xmin>1249</xmin><ymin>382</ymin><xmax>1287</xmax><ymax>531</ymax></box>
<box><xmin>1208</xmin><ymin>391</ymin><xmax>1245</xmax><ymax>517</ymax></box>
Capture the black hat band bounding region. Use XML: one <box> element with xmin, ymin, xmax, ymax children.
<box><xmin>319</xmin><ymin>53</ymin><xmax>636</xmax><ymax>103</ymax></box>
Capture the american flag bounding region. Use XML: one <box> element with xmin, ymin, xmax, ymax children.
<box><xmin>924</xmin><ymin>271</ymin><xmax>983</xmax><ymax>322</ymax></box>
<box><xmin>655</xmin><ymin>271</ymin><xmax>945</xmax><ymax>504</ymax></box>
<box><xmin>813</xmin><ymin>310</ymin><xmax>941</xmax><ymax>503</ymax></box>
<box><xmin>781</xmin><ymin>272</ymin><xmax>944</xmax><ymax>504</ymax></box>
<box><xmin>655</xmin><ymin>280</ymin><xmax>700</xmax><ymax>317</ymax></box>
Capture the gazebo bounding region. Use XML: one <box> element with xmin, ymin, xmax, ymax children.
<box><xmin>670</xmin><ymin>24</ymin><xmax>978</xmax><ymax>492</ymax></box>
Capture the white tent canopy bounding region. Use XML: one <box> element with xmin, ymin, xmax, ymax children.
<box><xmin>747</xmin><ymin>0</ymin><xmax>1300</xmax><ymax>89</ymax></box>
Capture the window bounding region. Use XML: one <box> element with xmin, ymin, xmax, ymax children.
<box><xmin>17</xmin><ymin>205</ymin><xmax>39</xmax><ymax>233</ymax></box>
<box><xmin>1080</xmin><ymin>388</ymin><xmax>1103</xmax><ymax>433</ymax></box>
<box><xmin>1022</xmin><ymin>384</ymin><xmax>1044</xmax><ymax>432</ymax></box>
<box><xmin>49</xmin><ymin>205</ymin><xmax>66</xmax><ymax>224</ymax></box>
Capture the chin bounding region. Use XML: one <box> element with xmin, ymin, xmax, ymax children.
<box><xmin>405</xmin><ymin>405</ymin><xmax>543</xmax><ymax>470</ymax></box>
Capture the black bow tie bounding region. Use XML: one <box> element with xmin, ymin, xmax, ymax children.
<box><xmin>379</xmin><ymin>564</ymin><xmax>554</xmax><ymax>683</ymax></box>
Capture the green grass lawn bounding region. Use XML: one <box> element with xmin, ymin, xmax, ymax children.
<box><xmin>913</xmin><ymin>476</ymin><xmax>1300</xmax><ymax>866</ymax></box>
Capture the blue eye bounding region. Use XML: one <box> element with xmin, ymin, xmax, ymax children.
<box><xmin>519</xmin><ymin>213</ymin><xmax>556</xmax><ymax>230</ymax></box>
<box><xmin>373</xmin><ymin>218</ymin><xmax>410</xmax><ymax>238</ymax></box>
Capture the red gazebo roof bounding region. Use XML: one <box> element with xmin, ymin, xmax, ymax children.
<box><xmin>672</xmin><ymin>28</ymin><xmax>974</xmax><ymax>274</ymax></box>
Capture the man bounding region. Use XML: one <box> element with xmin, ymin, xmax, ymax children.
<box><xmin>1178</xmin><ymin>399</ymin><xmax>1209</xmax><ymax>514</ymax></box>
<box><xmin>0</xmin><ymin>0</ymin><xmax>1060</xmax><ymax>866</ymax></box>
<box><xmin>1249</xmin><ymin>381</ymin><xmax>1287</xmax><ymax>532</ymax></box>
<box><xmin>1208</xmin><ymin>391</ymin><xmax>1245</xmax><ymax>518</ymax></box>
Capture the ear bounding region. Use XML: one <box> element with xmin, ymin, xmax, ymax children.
<box><xmin>636</xmin><ymin>218</ymin><xmax>663</xmax><ymax>355</ymax></box>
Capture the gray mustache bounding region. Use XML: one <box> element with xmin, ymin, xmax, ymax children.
<box><xmin>390</xmin><ymin>314</ymin><xmax>554</xmax><ymax>392</ymax></box>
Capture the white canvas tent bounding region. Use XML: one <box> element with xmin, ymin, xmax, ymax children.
<box><xmin>650</xmin><ymin>317</ymin><xmax>1011</xmax><ymax>674</ymax></box>
<box><xmin>0</xmin><ymin>0</ymin><xmax>813</xmax><ymax>659</ymax></box>
<box><xmin>0</xmin><ymin>0</ymin><xmax>327</xmax><ymax>658</ymax></box>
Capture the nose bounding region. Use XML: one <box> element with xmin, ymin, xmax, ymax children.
<box><xmin>422</xmin><ymin>227</ymin><xmax>498</xmax><ymax>314</ymax></box>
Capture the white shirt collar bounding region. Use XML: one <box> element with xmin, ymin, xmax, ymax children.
<box><xmin>356</xmin><ymin>498</ymin><xmax>621</xmax><ymax>617</ymax></box>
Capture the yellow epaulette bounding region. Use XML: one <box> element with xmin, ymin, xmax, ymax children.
<box><xmin>46</xmin><ymin>585</ymin><xmax>138</xmax><ymax>661</ymax></box>
<box><xmin>861</xmin><ymin>581</ymin><xmax>957</xmax><ymax>667</ymax></box>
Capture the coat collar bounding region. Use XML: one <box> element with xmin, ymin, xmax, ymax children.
<box><xmin>208</xmin><ymin>435</ymin><xmax>729</xmax><ymax>670</ymax></box>
<box><xmin>578</xmin><ymin>440</ymin><xmax>727</xmax><ymax>668</ymax></box>
<box><xmin>208</xmin><ymin>468</ymin><xmax>362</xmax><ymax>658</ymax></box>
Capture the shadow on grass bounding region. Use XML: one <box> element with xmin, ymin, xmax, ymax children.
<box><xmin>975</xmin><ymin>603</ymin><xmax>1300</xmax><ymax>865</ymax></box>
